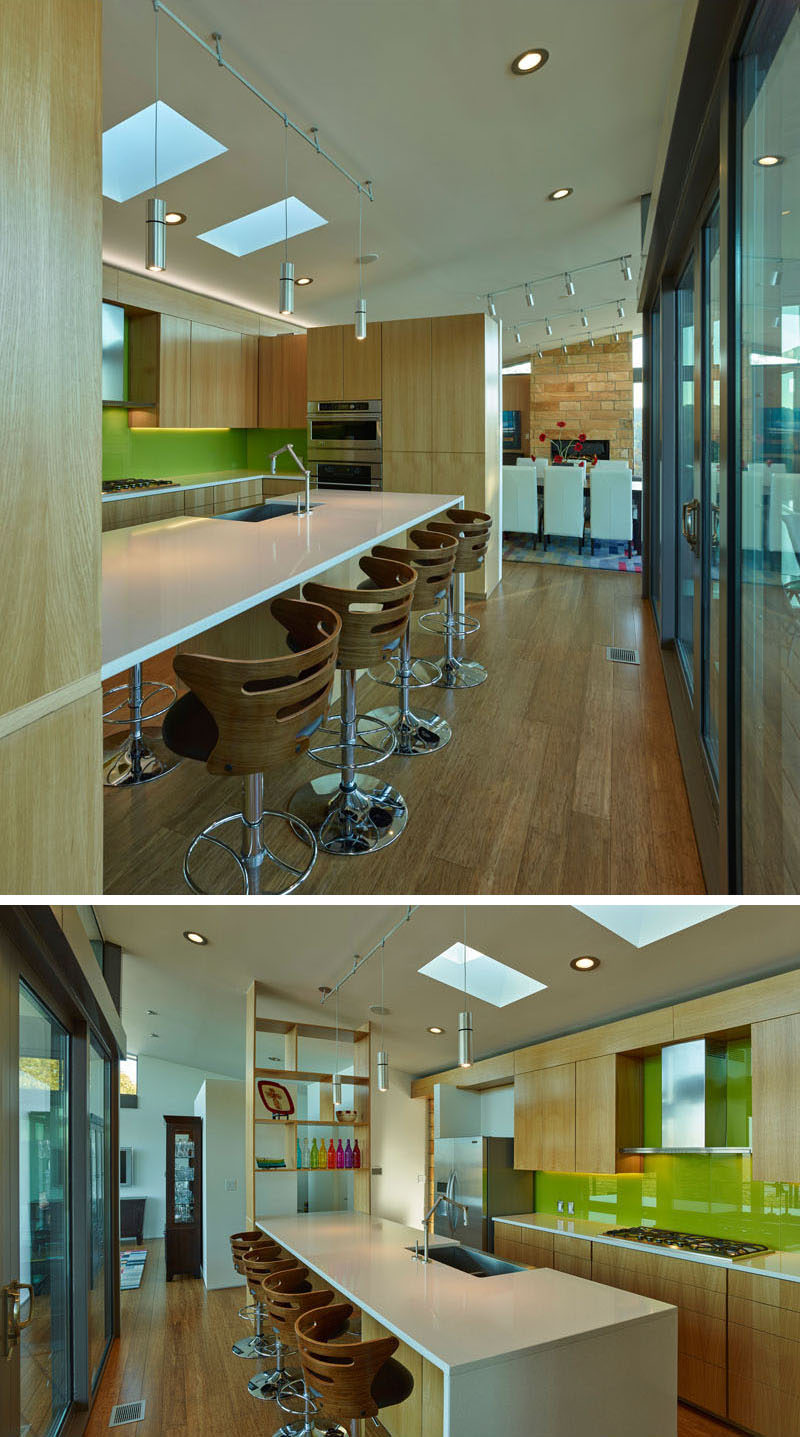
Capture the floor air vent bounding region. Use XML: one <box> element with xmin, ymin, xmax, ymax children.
<box><xmin>606</xmin><ymin>645</ymin><xmax>640</xmax><ymax>665</ymax></box>
<box><xmin>109</xmin><ymin>1402</ymin><xmax>146</xmax><ymax>1427</ymax></box>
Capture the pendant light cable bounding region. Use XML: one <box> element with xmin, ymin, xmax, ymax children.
<box><xmin>333</xmin><ymin>988</ymin><xmax>342</xmax><ymax>1109</ymax></box>
<box><xmin>153</xmin><ymin>4</ymin><xmax>159</xmax><ymax>196</ymax></box>
<box><xmin>146</xmin><ymin>2</ymin><xmax>166</xmax><ymax>271</ymax></box>
<box><xmin>377</xmin><ymin>939</ymin><xmax>388</xmax><ymax>1092</ymax></box>
<box><xmin>279</xmin><ymin>117</ymin><xmax>294</xmax><ymax>314</ymax></box>
<box><xmin>458</xmin><ymin>904</ymin><xmax>474</xmax><ymax>1069</ymax></box>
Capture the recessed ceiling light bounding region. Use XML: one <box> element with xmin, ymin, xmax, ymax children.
<box><xmin>419</xmin><ymin>944</ymin><xmax>547</xmax><ymax>1008</ymax></box>
<box><xmin>427</xmin><ymin>1026</ymin><xmax>445</xmax><ymax>1035</ymax></box>
<box><xmin>198</xmin><ymin>197</ymin><xmax>327</xmax><ymax>257</ymax></box>
<box><xmin>570</xmin><ymin>956</ymin><xmax>600</xmax><ymax>972</ymax></box>
<box><xmin>183</xmin><ymin>930</ymin><xmax>207</xmax><ymax>945</ymax></box>
<box><xmin>102</xmin><ymin>102</ymin><xmax>227</xmax><ymax>203</ymax></box>
<box><xmin>296</xmin><ymin>275</ymin><xmax>313</xmax><ymax>285</ymax></box>
<box><xmin>511</xmin><ymin>48</ymin><xmax>549</xmax><ymax>75</ymax></box>
<box><xmin>165</xmin><ymin>211</ymin><xmax>186</xmax><ymax>225</ymax></box>
<box><xmin>547</xmin><ymin>187</ymin><xmax>573</xmax><ymax>201</ymax></box>
<box><xmin>755</xmin><ymin>154</ymin><xmax>784</xmax><ymax>167</ymax></box>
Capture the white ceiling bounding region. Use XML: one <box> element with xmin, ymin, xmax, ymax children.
<box><xmin>101</xmin><ymin>0</ymin><xmax>687</xmax><ymax>358</ymax></box>
<box><xmin>95</xmin><ymin>903</ymin><xmax>800</xmax><ymax>1080</ymax></box>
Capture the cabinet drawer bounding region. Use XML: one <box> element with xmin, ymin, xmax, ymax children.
<box><xmin>183</xmin><ymin>488</ymin><xmax>216</xmax><ymax>516</ymax></box>
<box><xmin>678</xmin><ymin>1353</ymin><xmax>726</xmax><ymax>1417</ymax></box>
<box><xmin>729</xmin><ymin>1373</ymin><xmax>800</xmax><ymax>1437</ymax></box>
<box><xmin>213</xmin><ymin>479</ymin><xmax>263</xmax><ymax>511</ymax></box>
<box><xmin>591</xmin><ymin>1256</ymin><xmax>725</xmax><ymax>1318</ymax></box>
<box><xmin>495</xmin><ymin>1235</ymin><xmax>536</xmax><ymax>1267</ymax></box>
<box><xmin>729</xmin><ymin>1270</ymin><xmax>800</xmax><ymax>1313</ymax></box>
<box><xmin>729</xmin><ymin>1294</ymin><xmax>800</xmax><ymax>1343</ymax></box>
<box><xmin>553</xmin><ymin>1233</ymin><xmax>592</xmax><ymax>1259</ymax></box>
<box><xmin>593</xmin><ymin>1243</ymin><xmax>726</xmax><ymax>1294</ymax></box>
<box><xmin>729</xmin><ymin>1322</ymin><xmax>800</xmax><ymax>1397</ymax></box>
<box><xmin>554</xmin><ymin>1250</ymin><xmax>592</xmax><ymax>1281</ymax></box>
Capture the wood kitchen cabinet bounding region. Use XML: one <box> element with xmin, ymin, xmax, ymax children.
<box><xmin>127</xmin><ymin>312</ymin><xmax>191</xmax><ymax>428</ymax></box>
<box><xmin>431</xmin><ymin>314</ymin><xmax>486</xmax><ymax>453</ymax></box>
<box><xmin>574</xmin><ymin>1053</ymin><xmax>643</xmax><ymax>1175</ymax></box>
<box><xmin>306</xmin><ymin>324</ymin><xmax>345</xmax><ymax>401</ymax></box>
<box><xmin>382</xmin><ymin>318</ymin><xmax>432</xmax><ymax>451</ymax></box>
<box><xmin>752</xmin><ymin>1014</ymin><xmax>800</xmax><ymax>1182</ymax></box>
<box><xmin>728</xmin><ymin>1269</ymin><xmax>800</xmax><ymax>1437</ymax></box>
<box><xmin>553</xmin><ymin>1232</ymin><xmax>593</xmax><ymax>1280</ymax></box>
<box><xmin>493</xmin><ymin>1222</ymin><xmax>553</xmax><ymax>1269</ymax></box>
<box><xmin>514</xmin><ymin>1063</ymin><xmax>575</xmax><ymax>1172</ymax></box>
<box><xmin>101</xmin><ymin>490</ymin><xmax>185</xmax><ymax>532</ymax></box>
<box><xmin>360</xmin><ymin>1311</ymin><xmax>443</xmax><ymax>1437</ymax></box>
<box><xmin>382</xmin><ymin>452</ymin><xmax>432</xmax><ymax>494</ymax></box>
<box><xmin>190</xmin><ymin>322</ymin><xmax>256</xmax><ymax>427</ymax></box>
<box><xmin>306</xmin><ymin>323</ymin><xmax>381</xmax><ymax>402</ymax></box>
<box><xmin>258</xmin><ymin>333</ymin><xmax>307</xmax><ymax>428</ymax></box>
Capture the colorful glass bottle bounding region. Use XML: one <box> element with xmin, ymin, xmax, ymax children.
<box><xmin>327</xmin><ymin>1138</ymin><xmax>336</xmax><ymax>1169</ymax></box>
<box><xmin>344</xmin><ymin>1138</ymin><xmax>353</xmax><ymax>1169</ymax></box>
<box><xmin>352</xmin><ymin>1139</ymin><xmax>361</xmax><ymax>1169</ymax></box>
<box><xmin>302</xmin><ymin>1138</ymin><xmax>310</xmax><ymax>1168</ymax></box>
<box><xmin>336</xmin><ymin>1139</ymin><xmax>345</xmax><ymax>1169</ymax></box>
<box><xmin>297</xmin><ymin>1138</ymin><xmax>303</xmax><ymax>1169</ymax></box>
<box><xmin>310</xmin><ymin>1138</ymin><xmax>318</xmax><ymax>1169</ymax></box>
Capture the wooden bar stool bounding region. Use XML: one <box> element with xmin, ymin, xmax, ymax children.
<box><xmin>243</xmin><ymin>1250</ymin><xmax>302</xmax><ymax>1399</ymax></box>
<box><xmin>363</xmin><ymin>529</ymin><xmax>458</xmax><ymax>756</ymax></box>
<box><xmin>288</xmin><ymin>556</ymin><xmax>417</xmax><ymax>854</ymax></box>
<box><xmin>295</xmin><ymin>1302</ymin><xmax>414</xmax><ymax>1437</ymax></box>
<box><xmin>162</xmin><ymin>597</ymin><xmax>340</xmax><ymax>894</ymax></box>
<box><xmin>103</xmin><ymin>662</ymin><xmax>179</xmax><ymax>787</ymax></box>
<box><xmin>421</xmin><ymin>509</ymin><xmax>492</xmax><ymax>689</ymax></box>
<box><xmin>230</xmin><ymin>1231</ymin><xmax>282</xmax><ymax>1343</ymax></box>
<box><xmin>263</xmin><ymin>1266</ymin><xmax>337</xmax><ymax>1436</ymax></box>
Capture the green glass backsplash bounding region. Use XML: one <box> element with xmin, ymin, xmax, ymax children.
<box><xmin>101</xmin><ymin>409</ymin><xmax>306</xmax><ymax>481</ymax></box>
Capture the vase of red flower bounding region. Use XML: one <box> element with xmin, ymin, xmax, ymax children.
<box><xmin>536</xmin><ymin>424</ymin><xmax>598</xmax><ymax>466</ymax></box>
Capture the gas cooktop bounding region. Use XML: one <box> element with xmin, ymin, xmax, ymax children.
<box><xmin>605</xmin><ymin>1226</ymin><xmax>771</xmax><ymax>1260</ymax></box>
<box><xmin>102</xmin><ymin>479</ymin><xmax>178</xmax><ymax>493</ymax></box>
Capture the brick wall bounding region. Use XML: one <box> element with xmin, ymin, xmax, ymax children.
<box><xmin>530</xmin><ymin>334</ymin><xmax>633</xmax><ymax>464</ymax></box>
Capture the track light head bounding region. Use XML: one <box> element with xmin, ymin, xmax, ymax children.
<box><xmin>524</xmin><ymin>282</ymin><xmax>535</xmax><ymax>308</ymax></box>
<box><xmin>617</xmin><ymin>300</ymin><xmax>625</xmax><ymax>320</ymax></box>
<box><xmin>564</xmin><ymin>272</ymin><xmax>575</xmax><ymax>296</ymax></box>
<box><xmin>620</xmin><ymin>255</ymin><xmax>633</xmax><ymax>282</ymax></box>
<box><xmin>487</xmin><ymin>295</ymin><xmax>497</xmax><ymax>318</ymax></box>
<box><xmin>545</xmin><ymin>318</ymin><xmax>552</xmax><ymax>336</ymax></box>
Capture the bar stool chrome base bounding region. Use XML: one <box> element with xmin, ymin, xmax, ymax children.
<box><xmin>103</xmin><ymin>663</ymin><xmax>179</xmax><ymax>788</ymax></box>
<box><xmin>184</xmin><ymin>774</ymin><xmax>317</xmax><ymax>895</ymax></box>
<box><xmin>248</xmin><ymin>1368</ymin><xmax>284</xmax><ymax>1401</ymax></box>
<box><xmin>434</xmin><ymin>655</ymin><xmax>488</xmax><ymax>690</ymax></box>
<box><xmin>232</xmin><ymin>1334</ymin><xmax>265</xmax><ymax>1358</ymax></box>
<box><xmin>365</xmin><ymin>704</ymin><xmax>451</xmax><ymax>756</ymax></box>
<box><xmin>289</xmin><ymin>773</ymin><xmax>407</xmax><ymax>855</ymax></box>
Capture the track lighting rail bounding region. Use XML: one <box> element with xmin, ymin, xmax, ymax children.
<box><xmin>482</xmin><ymin>253</ymin><xmax>633</xmax><ymax>306</ymax></box>
<box><xmin>151</xmin><ymin>0</ymin><xmax>374</xmax><ymax>201</ymax></box>
<box><xmin>320</xmin><ymin>906</ymin><xmax>418</xmax><ymax>1004</ymax></box>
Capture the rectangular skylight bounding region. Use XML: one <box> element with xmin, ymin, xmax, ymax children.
<box><xmin>197</xmin><ymin>197</ymin><xmax>327</xmax><ymax>257</ymax></box>
<box><xmin>418</xmin><ymin>944</ymin><xmax>546</xmax><ymax>1008</ymax></box>
<box><xmin>574</xmin><ymin>904</ymin><xmax>737</xmax><ymax>948</ymax></box>
<box><xmin>103</xmin><ymin>102</ymin><xmax>227</xmax><ymax>203</ymax></box>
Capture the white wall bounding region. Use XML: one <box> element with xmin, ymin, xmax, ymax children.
<box><xmin>194</xmin><ymin>1079</ymin><xmax>246</xmax><ymax>1290</ymax></box>
<box><xmin>120</xmin><ymin>1054</ymin><xmax>234</xmax><ymax>1240</ymax></box>
<box><xmin>481</xmin><ymin>1085</ymin><xmax>514</xmax><ymax>1137</ymax></box>
<box><xmin>371</xmin><ymin>1070</ymin><xmax>427</xmax><ymax>1229</ymax></box>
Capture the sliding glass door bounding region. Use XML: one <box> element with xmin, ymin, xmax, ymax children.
<box><xmin>676</xmin><ymin>259</ymin><xmax>698</xmax><ymax>688</ymax></box>
<box><xmin>703</xmin><ymin>199</ymin><xmax>722</xmax><ymax>782</ymax></box>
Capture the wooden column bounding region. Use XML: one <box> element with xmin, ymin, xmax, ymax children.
<box><xmin>0</xmin><ymin>0</ymin><xmax>103</xmax><ymax>890</ymax></box>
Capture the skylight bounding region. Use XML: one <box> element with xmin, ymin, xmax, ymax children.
<box><xmin>418</xmin><ymin>944</ymin><xmax>546</xmax><ymax>1008</ymax></box>
<box><xmin>197</xmin><ymin>198</ymin><xmax>327</xmax><ymax>257</ymax></box>
<box><xmin>574</xmin><ymin>905</ymin><xmax>737</xmax><ymax>948</ymax></box>
<box><xmin>103</xmin><ymin>102</ymin><xmax>227</xmax><ymax>203</ymax></box>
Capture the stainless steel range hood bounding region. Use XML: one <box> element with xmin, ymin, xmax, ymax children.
<box><xmin>620</xmin><ymin>1039</ymin><xmax>751</xmax><ymax>1156</ymax></box>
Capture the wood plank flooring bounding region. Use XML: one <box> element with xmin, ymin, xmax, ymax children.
<box><xmin>86</xmin><ymin>1240</ymin><xmax>739</xmax><ymax>1437</ymax></box>
<box><xmin>103</xmin><ymin>563</ymin><xmax>704</xmax><ymax>894</ymax></box>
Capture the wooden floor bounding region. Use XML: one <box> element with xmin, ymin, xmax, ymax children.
<box><xmin>103</xmin><ymin>563</ymin><xmax>704</xmax><ymax>894</ymax></box>
<box><xmin>87</xmin><ymin>1240</ymin><xmax>737</xmax><ymax>1437</ymax></box>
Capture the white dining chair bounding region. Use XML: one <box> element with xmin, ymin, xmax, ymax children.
<box><xmin>768</xmin><ymin>473</ymin><xmax>800</xmax><ymax>554</ymax></box>
<box><xmin>516</xmin><ymin>457</ymin><xmax>536</xmax><ymax>468</ymax></box>
<box><xmin>543</xmin><ymin>466</ymin><xmax>585</xmax><ymax>551</ymax></box>
<box><xmin>741</xmin><ymin>466</ymin><xmax>764</xmax><ymax>553</ymax></box>
<box><xmin>534</xmin><ymin>456</ymin><xmax>547</xmax><ymax>481</ymax></box>
<box><xmin>502</xmin><ymin>466</ymin><xmax>538</xmax><ymax>537</ymax></box>
<box><xmin>589</xmin><ymin>467</ymin><xmax>633</xmax><ymax>555</ymax></box>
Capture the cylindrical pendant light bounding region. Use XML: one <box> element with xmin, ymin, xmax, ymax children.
<box><xmin>146</xmin><ymin>197</ymin><xmax>167</xmax><ymax>272</ymax></box>
<box><xmin>458</xmin><ymin>907</ymin><xmax>473</xmax><ymax>1069</ymax></box>
<box><xmin>279</xmin><ymin>260</ymin><xmax>295</xmax><ymax>316</ymax></box>
<box><xmin>332</xmin><ymin>990</ymin><xmax>342</xmax><ymax>1108</ymax></box>
<box><xmin>375</xmin><ymin>940</ymin><xmax>388</xmax><ymax>1090</ymax></box>
<box><xmin>355</xmin><ymin>297</ymin><xmax>367</xmax><ymax>340</ymax></box>
<box><xmin>145</xmin><ymin>7</ymin><xmax>167</xmax><ymax>272</ymax></box>
<box><xmin>355</xmin><ymin>186</ymin><xmax>367</xmax><ymax>339</ymax></box>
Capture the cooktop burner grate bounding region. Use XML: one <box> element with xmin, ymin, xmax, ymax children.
<box><xmin>102</xmin><ymin>479</ymin><xmax>178</xmax><ymax>493</ymax></box>
<box><xmin>605</xmin><ymin>1226</ymin><xmax>771</xmax><ymax>1259</ymax></box>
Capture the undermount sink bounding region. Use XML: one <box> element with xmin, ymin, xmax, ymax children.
<box><xmin>406</xmin><ymin>1244</ymin><xmax>523</xmax><ymax>1277</ymax></box>
<box><xmin>214</xmin><ymin>501</ymin><xmax>321</xmax><ymax>523</ymax></box>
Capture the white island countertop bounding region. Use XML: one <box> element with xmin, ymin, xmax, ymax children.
<box><xmin>102</xmin><ymin>488</ymin><xmax>462</xmax><ymax>680</ymax></box>
<box><xmin>256</xmin><ymin>1212</ymin><xmax>671</xmax><ymax>1375</ymax></box>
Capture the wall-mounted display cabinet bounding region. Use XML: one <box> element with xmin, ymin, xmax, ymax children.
<box><xmin>164</xmin><ymin>1114</ymin><xmax>203</xmax><ymax>1280</ymax></box>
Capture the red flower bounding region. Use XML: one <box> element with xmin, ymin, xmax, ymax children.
<box><xmin>553</xmin><ymin>454</ymin><xmax>563</xmax><ymax>464</ymax></box>
<box><xmin>591</xmin><ymin>455</ymin><xmax>598</xmax><ymax>466</ymax></box>
<box><xmin>578</xmin><ymin>432</ymin><xmax>587</xmax><ymax>441</ymax></box>
<box><xmin>556</xmin><ymin>420</ymin><xmax>566</xmax><ymax>428</ymax></box>
<box><xmin>574</xmin><ymin>442</ymin><xmax>584</xmax><ymax>452</ymax></box>
<box><xmin>538</xmin><ymin>432</ymin><xmax>546</xmax><ymax>442</ymax></box>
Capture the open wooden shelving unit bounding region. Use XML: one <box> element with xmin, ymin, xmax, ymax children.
<box><xmin>245</xmin><ymin>981</ymin><xmax>374</xmax><ymax>1225</ymax></box>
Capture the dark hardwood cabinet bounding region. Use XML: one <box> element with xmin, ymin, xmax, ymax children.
<box><xmin>163</xmin><ymin>1115</ymin><xmax>202</xmax><ymax>1280</ymax></box>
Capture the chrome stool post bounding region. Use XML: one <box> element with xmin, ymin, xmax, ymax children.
<box><xmin>103</xmin><ymin>662</ymin><xmax>179</xmax><ymax>787</ymax></box>
<box><xmin>367</xmin><ymin>624</ymin><xmax>450</xmax><ymax>756</ymax></box>
<box><xmin>421</xmin><ymin>510</ymin><xmax>492</xmax><ymax>690</ymax></box>
<box><xmin>428</xmin><ymin>575</ymin><xmax>486</xmax><ymax>690</ymax></box>
<box><xmin>183</xmin><ymin>774</ymin><xmax>318</xmax><ymax>896</ymax></box>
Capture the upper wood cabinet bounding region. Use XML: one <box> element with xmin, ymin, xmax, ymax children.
<box><xmin>127</xmin><ymin>312</ymin><xmax>191</xmax><ymax>428</ymax></box>
<box><xmin>306</xmin><ymin>323</ymin><xmax>381</xmax><ymax>402</ymax></box>
<box><xmin>574</xmin><ymin>1054</ymin><xmax>643</xmax><ymax>1175</ymax></box>
<box><xmin>514</xmin><ymin>1063</ymin><xmax>575</xmax><ymax>1172</ymax></box>
<box><xmin>343</xmin><ymin>322</ymin><xmax>381</xmax><ymax>399</ymax></box>
<box><xmin>752</xmin><ymin>1013</ymin><xmax>800</xmax><ymax>1181</ymax></box>
<box><xmin>431</xmin><ymin>314</ymin><xmax>487</xmax><ymax>453</ymax></box>
<box><xmin>258</xmin><ymin>334</ymin><xmax>307</xmax><ymax>428</ymax></box>
<box><xmin>190</xmin><ymin>322</ymin><xmax>255</xmax><ymax>428</ymax></box>
<box><xmin>382</xmin><ymin>318</ymin><xmax>432</xmax><ymax>451</ymax></box>
<box><xmin>307</xmin><ymin>325</ymin><xmax>344</xmax><ymax>401</ymax></box>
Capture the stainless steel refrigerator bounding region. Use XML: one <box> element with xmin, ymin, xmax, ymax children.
<box><xmin>433</xmin><ymin>1137</ymin><xmax>533</xmax><ymax>1253</ymax></box>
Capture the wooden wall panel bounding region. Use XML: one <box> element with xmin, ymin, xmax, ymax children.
<box><xmin>674</xmin><ymin>970</ymin><xmax>800</xmax><ymax>1039</ymax></box>
<box><xmin>382</xmin><ymin>319</ymin><xmax>432</xmax><ymax>450</ymax></box>
<box><xmin>342</xmin><ymin>322</ymin><xmax>381</xmax><ymax>400</ymax></box>
<box><xmin>383</xmin><ymin>452</ymin><xmax>432</xmax><ymax>494</ymax></box>
<box><xmin>752</xmin><ymin>1014</ymin><xmax>800</xmax><ymax>1182</ymax></box>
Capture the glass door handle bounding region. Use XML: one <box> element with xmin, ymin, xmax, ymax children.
<box><xmin>2</xmin><ymin>1281</ymin><xmax>33</xmax><ymax>1358</ymax></box>
<box><xmin>711</xmin><ymin>502</ymin><xmax>720</xmax><ymax>547</ymax></box>
<box><xmin>681</xmin><ymin>498</ymin><xmax>700</xmax><ymax>550</ymax></box>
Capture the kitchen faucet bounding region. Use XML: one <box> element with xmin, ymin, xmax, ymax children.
<box><xmin>414</xmin><ymin>1192</ymin><xmax>468</xmax><ymax>1263</ymax></box>
<box><xmin>267</xmin><ymin>443</ymin><xmax>312</xmax><ymax>516</ymax></box>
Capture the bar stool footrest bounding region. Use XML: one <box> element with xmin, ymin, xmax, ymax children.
<box><xmin>102</xmin><ymin>679</ymin><xmax>177</xmax><ymax>725</ymax></box>
<box><xmin>184</xmin><ymin>808</ymin><xmax>317</xmax><ymax>896</ymax></box>
<box><xmin>417</xmin><ymin>608</ymin><xmax>480</xmax><ymax>638</ymax></box>
<box><xmin>366</xmin><ymin>657</ymin><xmax>441</xmax><ymax>690</ymax></box>
<box><xmin>307</xmin><ymin>713</ymin><xmax>396</xmax><ymax>770</ymax></box>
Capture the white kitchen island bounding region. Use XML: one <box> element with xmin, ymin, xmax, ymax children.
<box><xmin>256</xmin><ymin>1213</ymin><xmax>677</xmax><ymax>1437</ymax></box>
<box><xmin>102</xmin><ymin>488</ymin><xmax>463</xmax><ymax>679</ymax></box>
